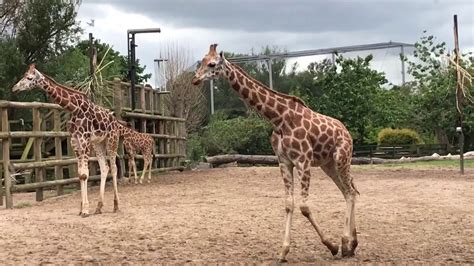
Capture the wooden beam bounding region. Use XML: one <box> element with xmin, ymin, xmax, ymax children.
<box><xmin>53</xmin><ymin>109</ymin><xmax>64</xmax><ymax>195</ymax></box>
<box><xmin>1</xmin><ymin>108</ymin><xmax>12</xmax><ymax>208</ymax></box>
<box><xmin>0</xmin><ymin>100</ymin><xmax>62</xmax><ymax>109</ymax></box>
<box><xmin>122</xmin><ymin>111</ymin><xmax>186</xmax><ymax>122</ymax></box>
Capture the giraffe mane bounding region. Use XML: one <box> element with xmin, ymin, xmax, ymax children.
<box><xmin>227</xmin><ymin>60</ymin><xmax>308</xmax><ymax>108</ymax></box>
<box><xmin>41</xmin><ymin>72</ymin><xmax>87</xmax><ymax>96</ymax></box>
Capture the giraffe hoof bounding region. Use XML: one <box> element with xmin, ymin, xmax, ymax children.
<box><xmin>94</xmin><ymin>209</ymin><xmax>102</xmax><ymax>215</ymax></box>
<box><xmin>276</xmin><ymin>258</ymin><xmax>288</xmax><ymax>264</ymax></box>
<box><xmin>341</xmin><ymin>237</ymin><xmax>357</xmax><ymax>257</ymax></box>
<box><xmin>323</xmin><ymin>240</ymin><xmax>339</xmax><ymax>256</ymax></box>
<box><xmin>81</xmin><ymin>212</ymin><xmax>90</xmax><ymax>218</ymax></box>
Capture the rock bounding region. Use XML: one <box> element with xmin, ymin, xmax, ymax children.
<box><xmin>431</xmin><ymin>153</ymin><xmax>440</xmax><ymax>158</ymax></box>
<box><xmin>193</xmin><ymin>162</ymin><xmax>212</xmax><ymax>170</ymax></box>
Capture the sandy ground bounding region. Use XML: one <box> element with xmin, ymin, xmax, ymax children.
<box><xmin>0</xmin><ymin>166</ymin><xmax>473</xmax><ymax>264</ymax></box>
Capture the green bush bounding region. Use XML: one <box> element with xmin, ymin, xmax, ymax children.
<box><xmin>186</xmin><ymin>133</ymin><xmax>206</xmax><ymax>162</ymax></box>
<box><xmin>201</xmin><ymin>114</ymin><xmax>273</xmax><ymax>156</ymax></box>
<box><xmin>378</xmin><ymin>128</ymin><xmax>422</xmax><ymax>146</ymax></box>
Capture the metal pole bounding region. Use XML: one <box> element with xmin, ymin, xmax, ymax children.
<box><xmin>454</xmin><ymin>14</ymin><xmax>464</xmax><ymax>174</ymax></box>
<box><xmin>267</xmin><ymin>59</ymin><xmax>273</xmax><ymax>90</ymax></box>
<box><xmin>210</xmin><ymin>79</ymin><xmax>215</xmax><ymax>114</ymax></box>
<box><xmin>129</xmin><ymin>33</ymin><xmax>137</xmax><ymax>110</ymax></box>
<box><xmin>331</xmin><ymin>53</ymin><xmax>336</xmax><ymax>64</ymax></box>
<box><xmin>400</xmin><ymin>45</ymin><xmax>406</xmax><ymax>85</ymax></box>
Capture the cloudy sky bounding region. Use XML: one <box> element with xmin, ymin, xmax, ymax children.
<box><xmin>77</xmin><ymin>0</ymin><xmax>473</xmax><ymax>86</ymax></box>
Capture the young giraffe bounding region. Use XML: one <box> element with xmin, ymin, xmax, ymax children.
<box><xmin>116</xmin><ymin>121</ymin><xmax>156</xmax><ymax>184</ymax></box>
<box><xmin>12</xmin><ymin>64</ymin><xmax>121</xmax><ymax>217</ymax></box>
<box><xmin>192</xmin><ymin>44</ymin><xmax>359</xmax><ymax>261</ymax></box>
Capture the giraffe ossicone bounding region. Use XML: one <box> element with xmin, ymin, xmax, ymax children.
<box><xmin>193</xmin><ymin>44</ymin><xmax>359</xmax><ymax>260</ymax></box>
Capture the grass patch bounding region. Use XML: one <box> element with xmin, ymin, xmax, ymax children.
<box><xmin>355</xmin><ymin>158</ymin><xmax>474</xmax><ymax>169</ymax></box>
<box><xmin>14</xmin><ymin>201</ymin><xmax>32</xmax><ymax>209</ymax></box>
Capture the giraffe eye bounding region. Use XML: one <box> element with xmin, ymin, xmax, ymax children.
<box><xmin>26</xmin><ymin>76</ymin><xmax>33</xmax><ymax>80</ymax></box>
<box><xmin>207</xmin><ymin>62</ymin><xmax>216</xmax><ymax>68</ymax></box>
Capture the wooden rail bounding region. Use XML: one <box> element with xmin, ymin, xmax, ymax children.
<box><xmin>1</xmin><ymin>79</ymin><xmax>186</xmax><ymax>209</ymax></box>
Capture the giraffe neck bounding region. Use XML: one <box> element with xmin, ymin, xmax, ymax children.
<box><xmin>221</xmin><ymin>60</ymin><xmax>305</xmax><ymax>128</ymax></box>
<box><xmin>38</xmin><ymin>76</ymin><xmax>89</xmax><ymax>114</ymax></box>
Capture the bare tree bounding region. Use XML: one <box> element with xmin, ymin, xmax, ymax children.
<box><xmin>161</xmin><ymin>44</ymin><xmax>207</xmax><ymax>134</ymax></box>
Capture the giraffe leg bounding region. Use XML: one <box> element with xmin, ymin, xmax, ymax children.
<box><xmin>277</xmin><ymin>161</ymin><xmax>295</xmax><ymax>263</ymax></box>
<box><xmin>139</xmin><ymin>157</ymin><xmax>149</xmax><ymax>184</ymax></box>
<box><xmin>297</xmin><ymin>160</ymin><xmax>339</xmax><ymax>256</ymax></box>
<box><xmin>93</xmin><ymin>142</ymin><xmax>109</xmax><ymax>214</ymax></box>
<box><xmin>321</xmin><ymin>160</ymin><xmax>358</xmax><ymax>257</ymax></box>
<box><xmin>128</xmin><ymin>155</ymin><xmax>133</xmax><ymax>183</ymax></box>
<box><xmin>147</xmin><ymin>155</ymin><xmax>152</xmax><ymax>183</ymax></box>
<box><xmin>70</xmin><ymin>135</ymin><xmax>91</xmax><ymax>217</ymax></box>
<box><xmin>107</xmin><ymin>136</ymin><xmax>120</xmax><ymax>213</ymax></box>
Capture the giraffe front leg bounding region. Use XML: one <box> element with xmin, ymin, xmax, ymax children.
<box><xmin>277</xmin><ymin>161</ymin><xmax>294</xmax><ymax>263</ymax></box>
<box><xmin>77</xmin><ymin>157</ymin><xmax>90</xmax><ymax>217</ymax></box>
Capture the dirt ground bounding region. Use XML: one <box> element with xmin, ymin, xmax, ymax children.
<box><xmin>0</xmin><ymin>166</ymin><xmax>473</xmax><ymax>264</ymax></box>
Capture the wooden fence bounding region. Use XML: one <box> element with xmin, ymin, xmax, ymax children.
<box><xmin>353</xmin><ymin>144</ymin><xmax>454</xmax><ymax>159</ymax></box>
<box><xmin>0</xmin><ymin>79</ymin><xmax>186</xmax><ymax>209</ymax></box>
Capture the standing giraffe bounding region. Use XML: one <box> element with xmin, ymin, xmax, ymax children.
<box><xmin>192</xmin><ymin>44</ymin><xmax>359</xmax><ymax>260</ymax></box>
<box><xmin>117</xmin><ymin>121</ymin><xmax>156</xmax><ymax>184</ymax></box>
<box><xmin>12</xmin><ymin>64</ymin><xmax>121</xmax><ymax>217</ymax></box>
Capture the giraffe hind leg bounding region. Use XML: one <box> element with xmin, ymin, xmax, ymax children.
<box><xmin>297</xmin><ymin>160</ymin><xmax>339</xmax><ymax>256</ymax></box>
<box><xmin>321</xmin><ymin>159</ymin><xmax>358</xmax><ymax>257</ymax></box>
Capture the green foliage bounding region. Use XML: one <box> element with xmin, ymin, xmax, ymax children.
<box><xmin>200</xmin><ymin>114</ymin><xmax>273</xmax><ymax>156</ymax></box>
<box><xmin>75</xmin><ymin>40</ymin><xmax>151</xmax><ymax>83</ymax></box>
<box><xmin>186</xmin><ymin>134</ymin><xmax>206</xmax><ymax>162</ymax></box>
<box><xmin>15</xmin><ymin>0</ymin><xmax>82</xmax><ymax>64</ymax></box>
<box><xmin>300</xmin><ymin>55</ymin><xmax>388</xmax><ymax>144</ymax></box>
<box><xmin>404</xmin><ymin>32</ymin><xmax>474</xmax><ymax>148</ymax></box>
<box><xmin>378</xmin><ymin>128</ymin><xmax>422</xmax><ymax>146</ymax></box>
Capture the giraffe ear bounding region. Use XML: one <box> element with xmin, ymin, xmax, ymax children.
<box><xmin>219</xmin><ymin>51</ymin><xmax>224</xmax><ymax>58</ymax></box>
<box><xmin>28</xmin><ymin>64</ymin><xmax>36</xmax><ymax>71</ymax></box>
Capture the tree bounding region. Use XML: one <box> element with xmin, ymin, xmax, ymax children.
<box><xmin>0</xmin><ymin>0</ymin><xmax>82</xmax><ymax>101</ymax></box>
<box><xmin>302</xmin><ymin>55</ymin><xmax>388</xmax><ymax>144</ymax></box>
<box><xmin>404</xmin><ymin>32</ymin><xmax>474</xmax><ymax>148</ymax></box>
<box><xmin>161</xmin><ymin>44</ymin><xmax>207</xmax><ymax>133</ymax></box>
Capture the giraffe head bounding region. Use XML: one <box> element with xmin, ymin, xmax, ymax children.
<box><xmin>12</xmin><ymin>64</ymin><xmax>44</xmax><ymax>92</ymax></box>
<box><xmin>191</xmin><ymin>43</ymin><xmax>225</xmax><ymax>85</ymax></box>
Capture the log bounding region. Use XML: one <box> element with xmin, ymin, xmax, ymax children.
<box><xmin>205</xmin><ymin>155</ymin><xmax>279</xmax><ymax>166</ymax></box>
<box><xmin>205</xmin><ymin>154</ymin><xmax>472</xmax><ymax>167</ymax></box>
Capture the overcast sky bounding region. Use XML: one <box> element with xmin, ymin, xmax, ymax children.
<box><xmin>77</xmin><ymin>0</ymin><xmax>473</xmax><ymax>86</ymax></box>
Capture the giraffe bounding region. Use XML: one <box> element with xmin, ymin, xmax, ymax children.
<box><xmin>192</xmin><ymin>44</ymin><xmax>359</xmax><ymax>261</ymax></box>
<box><xmin>116</xmin><ymin>121</ymin><xmax>156</xmax><ymax>184</ymax></box>
<box><xmin>12</xmin><ymin>64</ymin><xmax>121</xmax><ymax>217</ymax></box>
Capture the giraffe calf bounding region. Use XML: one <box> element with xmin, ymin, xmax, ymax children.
<box><xmin>118</xmin><ymin>122</ymin><xmax>156</xmax><ymax>184</ymax></box>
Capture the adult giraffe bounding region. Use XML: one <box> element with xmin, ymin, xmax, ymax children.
<box><xmin>12</xmin><ymin>64</ymin><xmax>121</xmax><ymax>217</ymax></box>
<box><xmin>192</xmin><ymin>44</ymin><xmax>359</xmax><ymax>261</ymax></box>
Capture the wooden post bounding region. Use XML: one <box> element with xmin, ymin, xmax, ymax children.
<box><xmin>151</xmin><ymin>120</ymin><xmax>158</xmax><ymax>169</ymax></box>
<box><xmin>150</xmin><ymin>90</ymin><xmax>155</xmax><ymax>114</ymax></box>
<box><xmin>454</xmin><ymin>15</ymin><xmax>464</xmax><ymax>175</ymax></box>
<box><xmin>32</xmin><ymin>108</ymin><xmax>44</xmax><ymax>201</ymax></box>
<box><xmin>139</xmin><ymin>86</ymin><xmax>146</xmax><ymax>112</ymax></box>
<box><xmin>53</xmin><ymin>110</ymin><xmax>64</xmax><ymax>195</ymax></box>
<box><xmin>1</xmin><ymin>108</ymin><xmax>12</xmax><ymax>208</ymax></box>
<box><xmin>113</xmin><ymin>78</ymin><xmax>126</xmax><ymax>181</ymax></box>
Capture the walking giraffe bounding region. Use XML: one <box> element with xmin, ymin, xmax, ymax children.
<box><xmin>192</xmin><ymin>44</ymin><xmax>359</xmax><ymax>261</ymax></box>
<box><xmin>12</xmin><ymin>64</ymin><xmax>121</xmax><ymax>217</ymax></box>
<box><xmin>117</xmin><ymin>121</ymin><xmax>156</xmax><ymax>184</ymax></box>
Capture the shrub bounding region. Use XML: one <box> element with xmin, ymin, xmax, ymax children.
<box><xmin>378</xmin><ymin>128</ymin><xmax>422</xmax><ymax>146</ymax></box>
<box><xmin>186</xmin><ymin>133</ymin><xmax>206</xmax><ymax>162</ymax></box>
<box><xmin>201</xmin><ymin>114</ymin><xmax>273</xmax><ymax>156</ymax></box>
